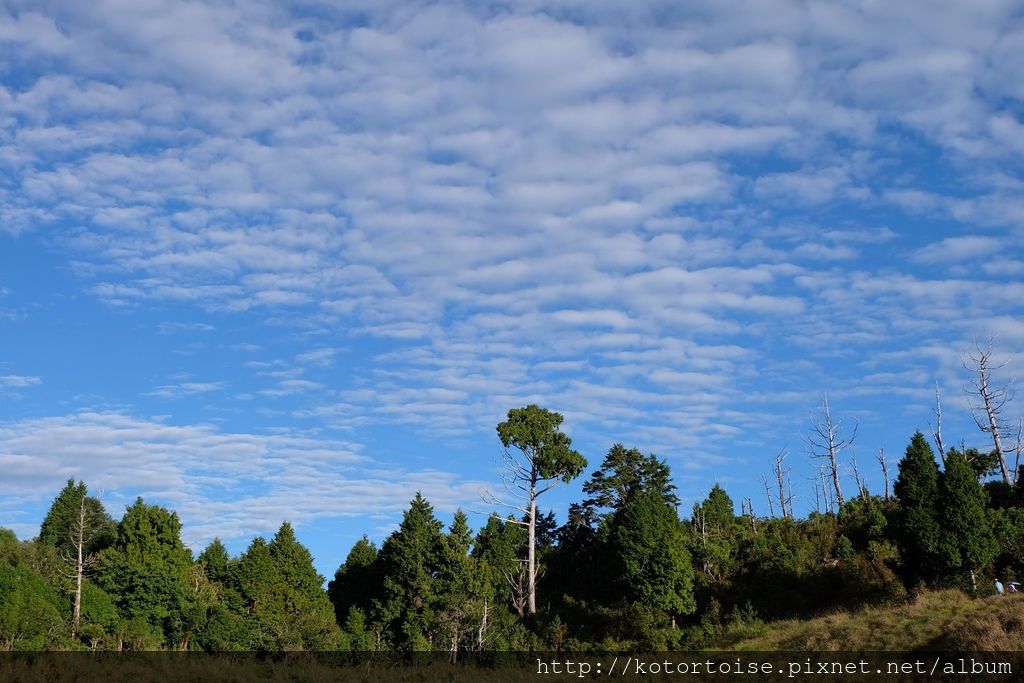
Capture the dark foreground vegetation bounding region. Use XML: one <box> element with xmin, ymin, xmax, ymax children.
<box><xmin>3</xmin><ymin>402</ymin><xmax>1024</xmax><ymax>653</ymax></box>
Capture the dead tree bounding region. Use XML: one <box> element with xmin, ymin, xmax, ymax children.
<box><xmin>1015</xmin><ymin>419</ymin><xmax>1023</xmax><ymax>486</ymax></box>
<box><xmin>850</xmin><ymin>450</ymin><xmax>869</xmax><ymax>502</ymax></box>
<box><xmin>741</xmin><ymin>498</ymin><xmax>757</xmax><ymax>534</ymax></box>
<box><xmin>876</xmin><ymin>448</ymin><xmax>891</xmax><ymax>502</ymax></box>
<box><xmin>59</xmin><ymin>495</ymin><xmax>97</xmax><ymax>637</ymax></box>
<box><xmin>964</xmin><ymin>340</ymin><xmax>1014</xmax><ymax>485</ymax></box>
<box><xmin>774</xmin><ymin>448</ymin><xmax>795</xmax><ymax>518</ymax></box>
<box><xmin>822</xmin><ymin>468</ymin><xmax>835</xmax><ymax>514</ymax></box>
<box><xmin>502</xmin><ymin>559</ymin><xmax>530</xmax><ymax>618</ymax></box>
<box><xmin>805</xmin><ymin>395</ymin><xmax>857</xmax><ymax>510</ymax></box>
<box><xmin>760</xmin><ymin>474</ymin><xmax>776</xmax><ymax>517</ymax></box>
<box><xmin>929</xmin><ymin>382</ymin><xmax>946</xmax><ymax>464</ymax></box>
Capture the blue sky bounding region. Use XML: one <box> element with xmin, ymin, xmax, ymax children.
<box><xmin>2</xmin><ymin>0</ymin><xmax>1023</xmax><ymax>579</ymax></box>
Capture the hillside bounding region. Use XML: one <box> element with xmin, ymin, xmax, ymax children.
<box><xmin>716</xmin><ymin>589</ymin><xmax>1024</xmax><ymax>651</ymax></box>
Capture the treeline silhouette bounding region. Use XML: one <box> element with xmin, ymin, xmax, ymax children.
<box><xmin>2</xmin><ymin>412</ymin><xmax>1023</xmax><ymax>652</ymax></box>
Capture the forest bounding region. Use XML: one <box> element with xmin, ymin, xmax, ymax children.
<box><xmin>2</xmin><ymin>387</ymin><xmax>1024</xmax><ymax>652</ymax></box>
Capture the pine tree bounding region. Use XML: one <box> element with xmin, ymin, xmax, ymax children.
<box><xmin>197</xmin><ymin>539</ymin><xmax>231</xmax><ymax>585</ymax></box>
<box><xmin>374</xmin><ymin>493</ymin><xmax>444</xmax><ymax>651</ymax></box>
<box><xmin>938</xmin><ymin>448</ymin><xmax>998</xmax><ymax>591</ymax></box>
<box><xmin>495</xmin><ymin>405</ymin><xmax>586</xmax><ymax>615</ymax></box>
<box><xmin>95</xmin><ymin>498</ymin><xmax>193</xmax><ymax>648</ymax></box>
<box><xmin>39</xmin><ymin>480</ymin><xmax>115</xmax><ymax>557</ymax></box>
<box><xmin>231</xmin><ymin>524</ymin><xmax>339</xmax><ymax>650</ymax></box>
<box><xmin>328</xmin><ymin>536</ymin><xmax>379</xmax><ymax>628</ymax></box>
<box><xmin>691</xmin><ymin>484</ymin><xmax>738</xmax><ymax>583</ymax></box>
<box><xmin>582</xmin><ymin>444</ymin><xmax>678</xmax><ymax>517</ymax></box>
<box><xmin>436</xmin><ymin>511</ymin><xmax>491</xmax><ymax>658</ymax></box>
<box><xmin>611</xmin><ymin>489</ymin><xmax>695</xmax><ymax>618</ymax></box>
<box><xmin>473</xmin><ymin>515</ymin><xmax>528</xmax><ymax>617</ymax></box>
<box><xmin>893</xmin><ymin>432</ymin><xmax>943</xmax><ymax>584</ymax></box>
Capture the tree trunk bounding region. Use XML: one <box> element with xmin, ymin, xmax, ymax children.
<box><xmin>981</xmin><ymin>375</ymin><xmax>1011</xmax><ymax>485</ymax></box>
<box><xmin>71</xmin><ymin>496</ymin><xmax>87</xmax><ymax>638</ymax></box>
<box><xmin>527</xmin><ymin>480</ymin><xmax>537</xmax><ymax>615</ymax></box>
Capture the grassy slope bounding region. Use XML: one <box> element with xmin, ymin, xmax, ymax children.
<box><xmin>716</xmin><ymin>589</ymin><xmax>1024</xmax><ymax>650</ymax></box>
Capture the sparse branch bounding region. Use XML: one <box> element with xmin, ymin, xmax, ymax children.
<box><xmin>929</xmin><ymin>382</ymin><xmax>946</xmax><ymax>464</ymax></box>
<box><xmin>876</xmin><ymin>447</ymin><xmax>891</xmax><ymax>502</ymax></box>
<box><xmin>1014</xmin><ymin>418</ymin><xmax>1023</xmax><ymax>486</ymax></box>
<box><xmin>774</xmin><ymin>448</ymin><xmax>795</xmax><ymax>518</ymax></box>
<box><xmin>963</xmin><ymin>338</ymin><xmax>1015</xmax><ymax>484</ymax></box>
<box><xmin>805</xmin><ymin>395</ymin><xmax>856</xmax><ymax>509</ymax></box>
<box><xmin>760</xmin><ymin>474</ymin><xmax>776</xmax><ymax>517</ymax></box>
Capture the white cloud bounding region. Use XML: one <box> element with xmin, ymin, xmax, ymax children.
<box><xmin>912</xmin><ymin>235</ymin><xmax>1004</xmax><ymax>264</ymax></box>
<box><xmin>147</xmin><ymin>381</ymin><xmax>225</xmax><ymax>398</ymax></box>
<box><xmin>0</xmin><ymin>410</ymin><xmax>489</xmax><ymax>547</ymax></box>
<box><xmin>0</xmin><ymin>0</ymin><xmax>1022</xmax><ymax>514</ymax></box>
<box><xmin>0</xmin><ymin>375</ymin><xmax>41</xmax><ymax>388</ymax></box>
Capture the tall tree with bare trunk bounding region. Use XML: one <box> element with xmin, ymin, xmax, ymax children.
<box><xmin>490</xmin><ymin>405</ymin><xmax>585</xmax><ymax>615</ymax></box>
<box><xmin>805</xmin><ymin>396</ymin><xmax>857</xmax><ymax>510</ymax></box>
<box><xmin>929</xmin><ymin>382</ymin><xmax>946</xmax><ymax>464</ymax></box>
<box><xmin>964</xmin><ymin>339</ymin><xmax>1014</xmax><ymax>485</ymax></box>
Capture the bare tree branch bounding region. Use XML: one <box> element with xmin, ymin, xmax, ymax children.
<box><xmin>805</xmin><ymin>395</ymin><xmax>856</xmax><ymax>510</ymax></box>
<box><xmin>964</xmin><ymin>338</ymin><xmax>1015</xmax><ymax>484</ymax></box>
<box><xmin>929</xmin><ymin>381</ymin><xmax>946</xmax><ymax>464</ymax></box>
<box><xmin>876</xmin><ymin>447</ymin><xmax>891</xmax><ymax>502</ymax></box>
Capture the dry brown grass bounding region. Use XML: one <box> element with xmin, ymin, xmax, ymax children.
<box><xmin>719</xmin><ymin>589</ymin><xmax>1024</xmax><ymax>651</ymax></box>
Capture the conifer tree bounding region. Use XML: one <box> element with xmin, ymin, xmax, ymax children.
<box><xmin>95</xmin><ymin>498</ymin><xmax>193</xmax><ymax>648</ymax></box>
<box><xmin>893</xmin><ymin>432</ymin><xmax>943</xmax><ymax>584</ymax></box>
<box><xmin>938</xmin><ymin>448</ymin><xmax>998</xmax><ymax>591</ymax></box>
<box><xmin>197</xmin><ymin>539</ymin><xmax>231</xmax><ymax>585</ymax></box>
<box><xmin>374</xmin><ymin>493</ymin><xmax>444</xmax><ymax>650</ymax></box>
<box><xmin>266</xmin><ymin>522</ymin><xmax>339</xmax><ymax>650</ymax></box>
<box><xmin>39</xmin><ymin>480</ymin><xmax>116</xmax><ymax>557</ymax></box>
<box><xmin>231</xmin><ymin>524</ymin><xmax>339</xmax><ymax>650</ymax></box>
<box><xmin>611</xmin><ymin>489</ymin><xmax>695</xmax><ymax>618</ymax></box>
<box><xmin>328</xmin><ymin>536</ymin><xmax>379</xmax><ymax>628</ymax></box>
<box><xmin>691</xmin><ymin>484</ymin><xmax>738</xmax><ymax>583</ymax></box>
<box><xmin>582</xmin><ymin>444</ymin><xmax>678</xmax><ymax>519</ymax></box>
<box><xmin>473</xmin><ymin>515</ymin><xmax>529</xmax><ymax>617</ymax></box>
<box><xmin>436</xmin><ymin>510</ymin><xmax>492</xmax><ymax>657</ymax></box>
<box><xmin>494</xmin><ymin>405</ymin><xmax>586</xmax><ymax>614</ymax></box>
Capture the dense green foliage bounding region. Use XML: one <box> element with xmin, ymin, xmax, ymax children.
<box><xmin>4</xmin><ymin>409</ymin><xmax>1024</xmax><ymax>652</ymax></box>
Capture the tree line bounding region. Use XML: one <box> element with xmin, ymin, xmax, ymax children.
<box><xmin>3</xmin><ymin>403</ymin><xmax>1024</xmax><ymax>652</ymax></box>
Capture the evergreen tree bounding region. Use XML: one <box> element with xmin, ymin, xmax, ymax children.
<box><xmin>197</xmin><ymin>538</ymin><xmax>231</xmax><ymax>585</ymax></box>
<box><xmin>938</xmin><ymin>448</ymin><xmax>998</xmax><ymax>591</ymax></box>
<box><xmin>39</xmin><ymin>480</ymin><xmax>115</xmax><ymax>557</ymax></box>
<box><xmin>231</xmin><ymin>524</ymin><xmax>339</xmax><ymax>650</ymax></box>
<box><xmin>893</xmin><ymin>432</ymin><xmax>943</xmax><ymax>584</ymax></box>
<box><xmin>473</xmin><ymin>515</ymin><xmax>528</xmax><ymax>617</ymax></box>
<box><xmin>95</xmin><ymin>498</ymin><xmax>193</xmax><ymax>648</ymax></box>
<box><xmin>495</xmin><ymin>405</ymin><xmax>586</xmax><ymax>615</ymax></box>
<box><xmin>611</xmin><ymin>489</ymin><xmax>696</xmax><ymax>618</ymax></box>
<box><xmin>691</xmin><ymin>484</ymin><xmax>738</xmax><ymax>584</ymax></box>
<box><xmin>374</xmin><ymin>493</ymin><xmax>444</xmax><ymax>650</ymax></box>
<box><xmin>436</xmin><ymin>511</ymin><xmax>492</xmax><ymax>657</ymax></box>
<box><xmin>328</xmin><ymin>536</ymin><xmax>379</xmax><ymax>628</ymax></box>
<box><xmin>582</xmin><ymin>444</ymin><xmax>678</xmax><ymax>519</ymax></box>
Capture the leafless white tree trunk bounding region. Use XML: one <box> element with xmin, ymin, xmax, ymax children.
<box><xmin>774</xmin><ymin>448</ymin><xmax>795</xmax><ymax>518</ymax></box>
<box><xmin>59</xmin><ymin>496</ymin><xmax>96</xmax><ymax>638</ymax></box>
<box><xmin>761</xmin><ymin>474</ymin><xmax>776</xmax><ymax>517</ymax></box>
<box><xmin>876</xmin><ymin>448</ymin><xmax>891</xmax><ymax>502</ymax></box>
<box><xmin>929</xmin><ymin>382</ymin><xmax>946</xmax><ymax>464</ymax></box>
<box><xmin>1015</xmin><ymin>419</ymin><xmax>1023</xmax><ymax>486</ymax></box>
<box><xmin>806</xmin><ymin>395</ymin><xmax>857</xmax><ymax>510</ymax></box>
<box><xmin>850</xmin><ymin>450</ymin><xmax>869</xmax><ymax>503</ymax></box>
<box><xmin>741</xmin><ymin>498</ymin><xmax>757</xmax><ymax>534</ymax></box>
<box><xmin>964</xmin><ymin>339</ymin><xmax>1014</xmax><ymax>485</ymax></box>
<box><xmin>483</xmin><ymin>453</ymin><xmax>550</xmax><ymax>616</ymax></box>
